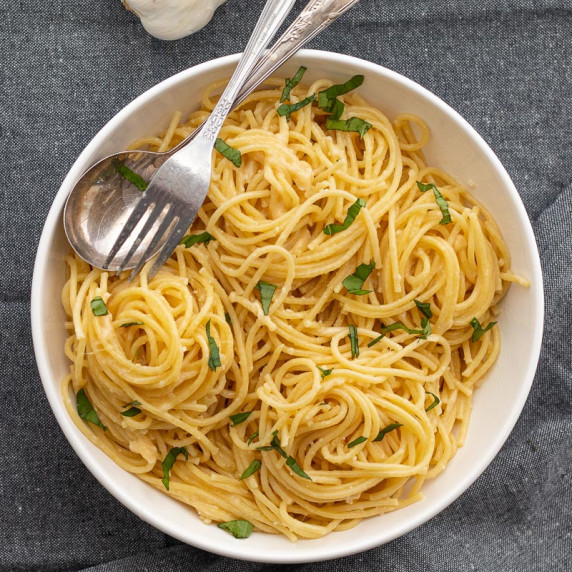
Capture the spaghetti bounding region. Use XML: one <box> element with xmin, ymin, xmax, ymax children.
<box><xmin>61</xmin><ymin>74</ymin><xmax>526</xmax><ymax>540</ymax></box>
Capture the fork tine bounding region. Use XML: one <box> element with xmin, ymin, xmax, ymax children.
<box><xmin>117</xmin><ymin>197</ymin><xmax>169</xmax><ymax>274</ymax></box>
<box><xmin>146</xmin><ymin>212</ymin><xmax>193</xmax><ymax>279</ymax></box>
<box><xmin>103</xmin><ymin>194</ymin><xmax>154</xmax><ymax>269</ymax></box>
<box><xmin>128</xmin><ymin>205</ymin><xmax>179</xmax><ymax>281</ymax></box>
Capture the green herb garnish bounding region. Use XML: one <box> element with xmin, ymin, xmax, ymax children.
<box><xmin>217</xmin><ymin>520</ymin><xmax>254</xmax><ymax>539</ymax></box>
<box><xmin>179</xmin><ymin>231</ymin><xmax>215</xmax><ymax>248</ymax></box>
<box><xmin>347</xmin><ymin>436</ymin><xmax>367</xmax><ymax>448</ymax></box>
<box><xmin>114</xmin><ymin>159</ymin><xmax>148</xmax><ymax>192</ymax></box>
<box><xmin>239</xmin><ymin>459</ymin><xmax>261</xmax><ymax>480</ymax></box>
<box><xmin>120</xmin><ymin>321</ymin><xmax>143</xmax><ymax>328</ymax></box>
<box><xmin>256</xmin><ymin>431</ymin><xmax>311</xmax><ymax>480</ymax></box>
<box><xmin>328</xmin><ymin>98</ymin><xmax>345</xmax><ymax>120</ymax></box>
<box><xmin>286</xmin><ymin>456</ymin><xmax>311</xmax><ymax>480</ymax></box>
<box><xmin>414</xmin><ymin>300</ymin><xmax>432</xmax><ymax>320</ymax></box>
<box><xmin>348</xmin><ymin>324</ymin><xmax>359</xmax><ymax>359</ymax></box>
<box><xmin>277</xmin><ymin>94</ymin><xmax>316</xmax><ymax>121</ymax></box>
<box><xmin>247</xmin><ymin>431</ymin><xmax>259</xmax><ymax>446</ymax></box>
<box><xmin>324</xmin><ymin>198</ymin><xmax>366</xmax><ymax>235</ymax></box>
<box><xmin>342</xmin><ymin>261</ymin><xmax>375</xmax><ymax>295</ymax></box>
<box><xmin>90</xmin><ymin>296</ymin><xmax>108</xmax><ymax>317</ymax></box>
<box><xmin>280</xmin><ymin>66</ymin><xmax>307</xmax><ymax>102</ymax></box>
<box><xmin>255</xmin><ymin>280</ymin><xmax>277</xmax><ymax>316</ymax></box>
<box><xmin>420</xmin><ymin>318</ymin><xmax>431</xmax><ymax>340</ymax></box>
<box><xmin>230</xmin><ymin>411</ymin><xmax>253</xmax><ymax>427</ymax></box>
<box><xmin>225</xmin><ymin>312</ymin><xmax>232</xmax><ymax>325</ymax></box>
<box><xmin>317</xmin><ymin>366</ymin><xmax>333</xmax><ymax>378</ymax></box>
<box><xmin>161</xmin><ymin>446</ymin><xmax>188</xmax><ymax>490</ymax></box>
<box><xmin>121</xmin><ymin>399</ymin><xmax>142</xmax><ymax>417</ymax></box>
<box><xmin>470</xmin><ymin>317</ymin><xmax>497</xmax><ymax>342</ymax></box>
<box><xmin>373</xmin><ymin>423</ymin><xmax>403</xmax><ymax>442</ymax></box>
<box><xmin>425</xmin><ymin>392</ymin><xmax>440</xmax><ymax>412</ymax></box>
<box><xmin>76</xmin><ymin>388</ymin><xmax>107</xmax><ymax>431</ymax></box>
<box><xmin>256</xmin><ymin>431</ymin><xmax>287</xmax><ymax>457</ymax></box>
<box><xmin>417</xmin><ymin>181</ymin><xmax>452</xmax><ymax>225</ymax></box>
<box><xmin>214</xmin><ymin>138</ymin><xmax>242</xmax><ymax>167</ymax></box>
<box><xmin>326</xmin><ymin>117</ymin><xmax>372</xmax><ymax>139</ymax></box>
<box><xmin>368</xmin><ymin>322</ymin><xmax>426</xmax><ymax>347</ymax></box>
<box><xmin>206</xmin><ymin>320</ymin><xmax>221</xmax><ymax>371</ymax></box>
<box><xmin>317</xmin><ymin>75</ymin><xmax>364</xmax><ymax>109</ymax></box>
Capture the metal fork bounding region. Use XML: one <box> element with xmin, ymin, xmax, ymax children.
<box><xmin>104</xmin><ymin>0</ymin><xmax>360</xmax><ymax>279</ymax></box>
<box><xmin>103</xmin><ymin>0</ymin><xmax>297</xmax><ymax>278</ymax></box>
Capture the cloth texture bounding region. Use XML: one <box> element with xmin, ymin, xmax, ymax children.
<box><xmin>1</xmin><ymin>0</ymin><xmax>571</xmax><ymax>570</ymax></box>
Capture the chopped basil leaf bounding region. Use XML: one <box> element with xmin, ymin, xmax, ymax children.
<box><xmin>256</xmin><ymin>434</ymin><xmax>287</xmax><ymax>458</ymax></box>
<box><xmin>76</xmin><ymin>388</ymin><xmax>107</xmax><ymax>431</ymax></box>
<box><xmin>348</xmin><ymin>324</ymin><xmax>360</xmax><ymax>359</ymax></box>
<box><xmin>367</xmin><ymin>333</ymin><xmax>385</xmax><ymax>348</ymax></box>
<box><xmin>414</xmin><ymin>300</ymin><xmax>432</xmax><ymax>320</ymax></box>
<box><xmin>317</xmin><ymin>366</ymin><xmax>333</xmax><ymax>378</ymax></box>
<box><xmin>225</xmin><ymin>312</ymin><xmax>232</xmax><ymax>325</ymax></box>
<box><xmin>373</xmin><ymin>423</ymin><xmax>403</xmax><ymax>442</ymax></box>
<box><xmin>369</xmin><ymin>317</ymin><xmax>433</xmax><ymax>347</ymax></box>
<box><xmin>417</xmin><ymin>181</ymin><xmax>452</xmax><ymax>225</ymax></box>
<box><xmin>179</xmin><ymin>231</ymin><xmax>215</xmax><ymax>248</ymax></box>
<box><xmin>425</xmin><ymin>391</ymin><xmax>440</xmax><ymax>412</ymax></box>
<box><xmin>218</xmin><ymin>519</ymin><xmax>254</xmax><ymax>539</ymax></box>
<box><xmin>206</xmin><ymin>320</ymin><xmax>221</xmax><ymax>371</ymax></box>
<box><xmin>286</xmin><ymin>455</ymin><xmax>311</xmax><ymax>480</ymax></box>
<box><xmin>420</xmin><ymin>317</ymin><xmax>431</xmax><ymax>340</ymax></box>
<box><xmin>230</xmin><ymin>411</ymin><xmax>253</xmax><ymax>427</ymax></box>
<box><xmin>120</xmin><ymin>321</ymin><xmax>143</xmax><ymax>328</ymax></box>
<box><xmin>317</xmin><ymin>75</ymin><xmax>364</xmax><ymax>109</ymax></box>
<box><xmin>121</xmin><ymin>406</ymin><xmax>141</xmax><ymax>417</ymax></box>
<box><xmin>324</xmin><ymin>198</ymin><xmax>366</xmax><ymax>235</ymax></box>
<box><xmin>343</xmin><ymin>261</ymin><xmax>375</xmax><ymax>295</ymax></box>
<box><xmin>113</xmin><ymin>159</ymin><xmax>148</xmax><ymax>192</ymax></box>
<box><xmin>122</xmin><ymin>400</ymin><xmax>142</xmax><ymax>416</ymax></box>
<box><xmin>90</xmin><ymin>296</ymin><xmax>108</xmax><ymax>316</ymax></box>
<box><xmin>255</xmin><ymin>280</ymin><xmax>277</xmax><ymax>316</ymax></box>
<box><xmin>256</xmin><ymin>432</ymin><xmax>310</xmax><ymax>479</ymax></box>
<box><xmin>161</xmin><ymin>446</ymin><xmax>188</xmax><ymax>490</ymax></box>
<box><xmin>277</xmin><ymin>94</ymin><xmax>315</xmax><ymax>121</ymax></box>
<box><xmin>215</xmin><ymin>138</ymin><xmax>242</xmax><ymax>167</ymax></box>
<box><xmin>470</xmin><ymin>317</ymin><xmax>497</xmax><ymax>342</ymax></box>
<box><xmin>239</xmin><ymin>459</ymin><xmax>261</xmax><ymax>480</ymax></box>
<box><xmin>347</xmin><ymin>436</ymin><xmax>367</xmax><ymax>448</ymax></box>
<box><xmin>247</xmin><ymin>431</ymin><xmax>259</xmax><ymax>446</ymax></box>
<box><xmin>280</xmin><ymin>66</ymin><xmax>307</xmax><ymax>102</ymax></box>
<box><xmin>328</xmin><ymin>98</ymin><xmax>345</xmax><ymax>120</ymax></box>
<box><xmin>326</xmin><ymin>117</ymin><xmax>372</xmax><ymax>139</ymax></box>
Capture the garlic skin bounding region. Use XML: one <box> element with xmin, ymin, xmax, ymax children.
<box><xmin>123</xmin><ymin>0</ymin><xmax>226</xmax><ymax>41</ymax></box>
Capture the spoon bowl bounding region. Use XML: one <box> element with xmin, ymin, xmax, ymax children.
<box><xmin>63</xmin><ymin>150</ymin><xmax>169</xmax><ymax>270</ymax></box>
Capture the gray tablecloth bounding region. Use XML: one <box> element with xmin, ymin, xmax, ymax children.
<box><xmin>1</xmin><ymin>1</ymin><xmax>571</xmax><ymax>570</ymax></box>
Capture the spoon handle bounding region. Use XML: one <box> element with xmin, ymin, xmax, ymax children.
<box><xmin>235</xmin><ymin>0</ymin><xmax>360</xmax><ymax>106</ymax></box>
<box><xmin>190</xmin><ymin>0</ymin><xmax>297</xmax><ymax>148</ymax></box>
<box><xmin>170</xmin><ymin>0</ymin><xmax>360</xmax><ymax>154</ymax></box>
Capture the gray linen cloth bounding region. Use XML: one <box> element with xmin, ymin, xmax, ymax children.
<box><xmin>1</xmin><ymin>1</ymin><xmax>570</xmax><ymax>570</ymax></box>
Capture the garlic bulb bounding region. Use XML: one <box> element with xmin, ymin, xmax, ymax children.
<box><xmin>123</xmin><ymin>0</ymin><xmax>226</xmax><ymax>41</ymax></box>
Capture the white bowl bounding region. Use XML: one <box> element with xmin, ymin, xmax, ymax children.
<box><xmin>31</xmin><ymin>50</ymin><xmax>544</xmax><ymax>563</ymax></box>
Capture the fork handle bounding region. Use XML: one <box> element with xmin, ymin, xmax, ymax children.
<box><xmin>191</xmin><ymin>0</ymin><xmax>298</xmax><ymax>148</ymax></box>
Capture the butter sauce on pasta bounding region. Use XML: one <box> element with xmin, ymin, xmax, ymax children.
<box><xmin>61</xmin><ymin>73</ymin><xmax>527</xmax><ymax>540</ymax></box>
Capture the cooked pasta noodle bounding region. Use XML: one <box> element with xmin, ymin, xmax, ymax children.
<box><xmin>61</xmin><ymin>75</ymin><xmax>526</xmax><ymax>540</ymax></box>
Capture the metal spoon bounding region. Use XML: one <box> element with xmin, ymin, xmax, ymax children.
<box><xmin>63</xmin><ymin>0</ymin><xmax>360</xmax><ymax>271</ymax></box>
